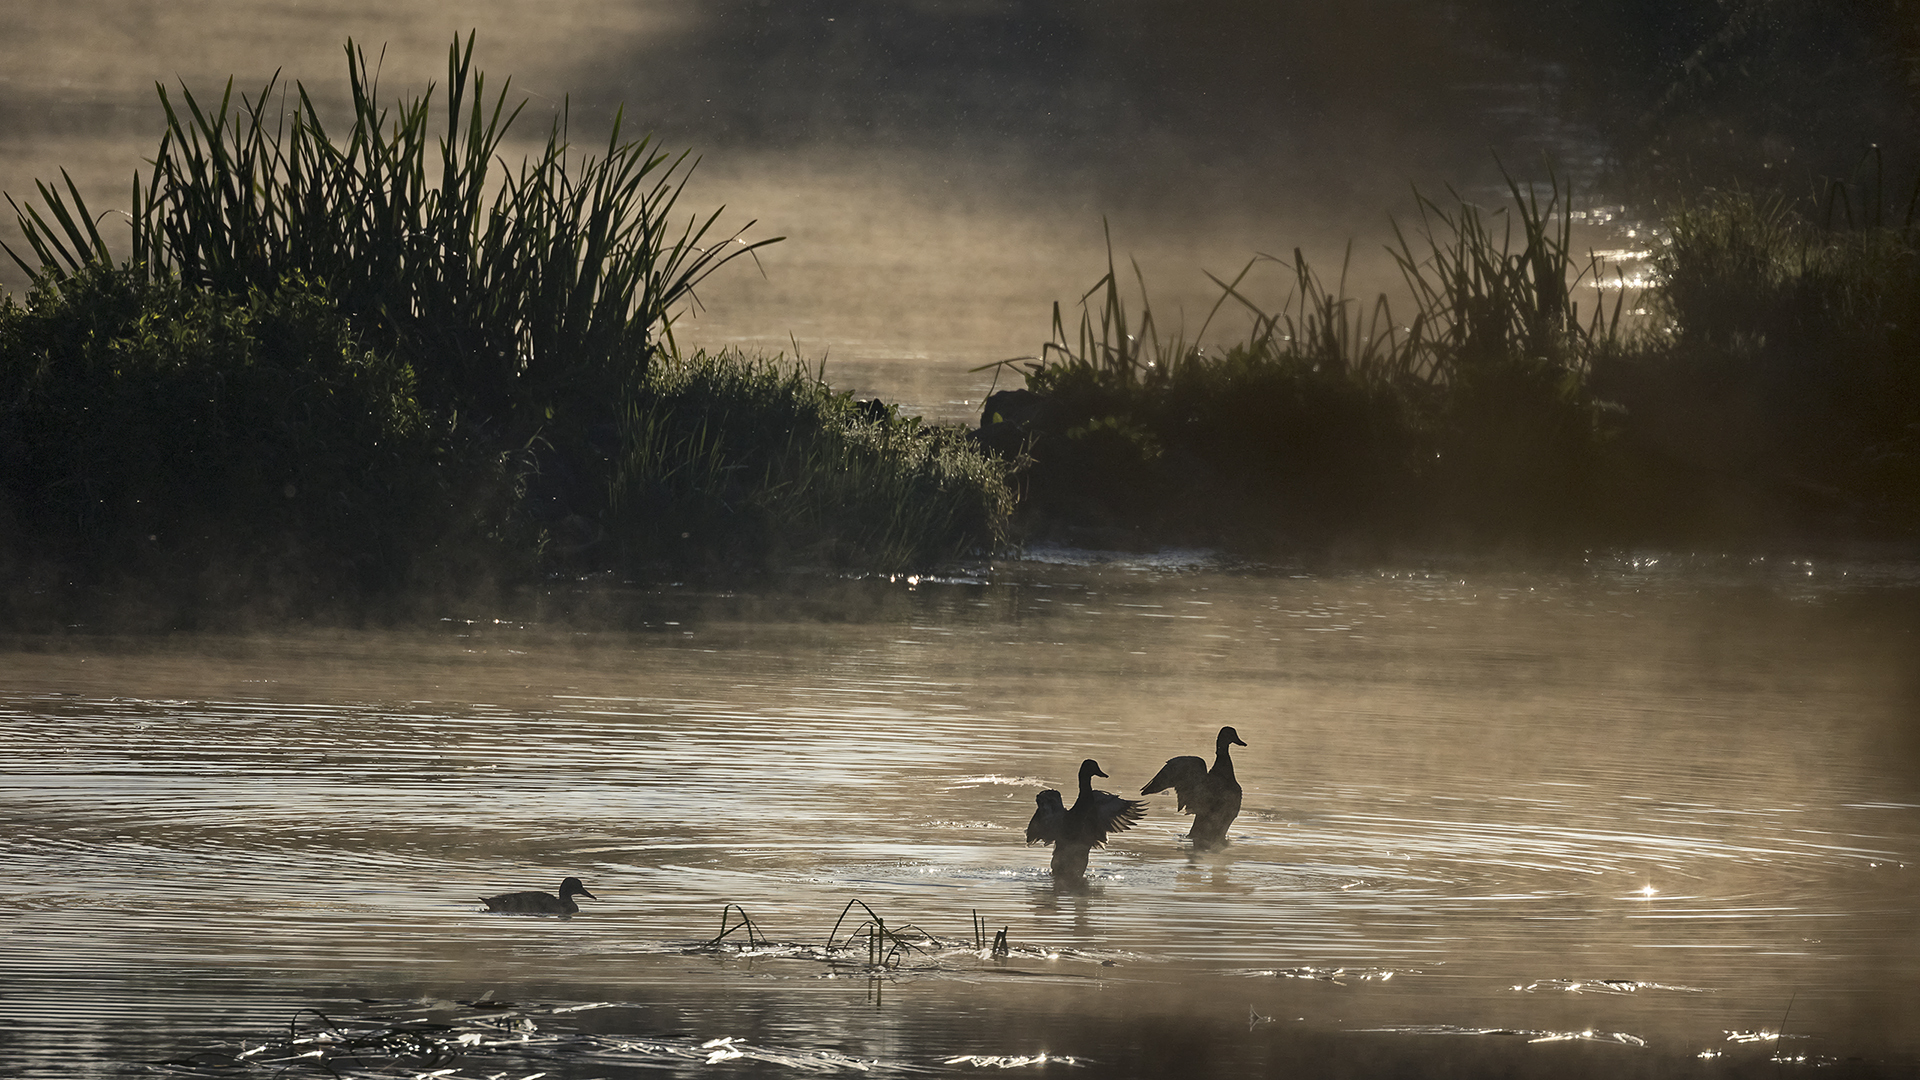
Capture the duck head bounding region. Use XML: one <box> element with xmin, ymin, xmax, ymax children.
<box><xmin>1077</xmin><ymin>759</ymin><xmax>1108</xmax><ymax>791</ymax></box>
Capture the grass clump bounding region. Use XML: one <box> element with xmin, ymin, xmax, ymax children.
<box><xmin>7</xmin><ymin>33</ymin><xmax>771</xmax><ymax>447</ymax></box>
<box><xmin>613</xmin><ymin>350</ymin><xmax>1014</xmax><ymax>572</ymax></box>
<box><xmin>994</xmin><ymin>172</ymin><xmax>1630</xmax><ymax>549</ymax></box>
<box><xmin>997</xmin><ymin>164</ymin><xmax>1920</xmax><ymax>550</ymax></box>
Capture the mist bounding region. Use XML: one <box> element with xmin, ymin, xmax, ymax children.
<box><xmin>5</xmin><ymin>10</ymin><xmax>1920</xmax><ymax>1074</ymax></box>
<box><xmin>9</xmin><ymin>3</ymin><xmax>1910</xmax><ymax>418</ymax></box>
<box><xmin>1</xmin><ymin>0</ymin><xmax>1617</xmax><ymax>420</ymax></box>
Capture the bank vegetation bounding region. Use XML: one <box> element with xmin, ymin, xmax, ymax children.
<box><xmin>0</xmin><ymin>37</ymin><xmax>1013</xmax><ymax>626</ymax></box>
<box><xmin>2</xmin><ymin>33</ymin><xmax>1915</xmax><ymax>629</ymax></box>
<box><xmin>982</xmin><ymin>168</ymin><xmax>1918</xmax><ymax>553</ymax></box>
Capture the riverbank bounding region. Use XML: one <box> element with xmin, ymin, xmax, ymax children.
<box><xmin>978</xmin><ymin>179</ymin><xmax>1919</xmax><ymax>558</ymax></box>
<box><xmin>3</xmin><ymin>35</ymin><xmax>1916</xmax><ymax>631</ymax></box>
<box><xmin>0</xmin><ymin>38</ymin><xmax>1015</xmax><ymax>629</ymax></box>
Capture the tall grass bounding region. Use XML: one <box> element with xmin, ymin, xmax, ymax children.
<box><xmin>1008</xmin><ymin>172</ymin><xmax>1635</xmax><ymax>545</ymax></box>
<box><xmin>6</xmin><ymin>33</ymin><xmax>777</xmax><ymax>434</ymax></box>
<box><xmin>1388</xmin><ymin>172</ymin><xmax>1631</xmax><ymax>533</ymax></box>
<box><xmin>1389</xmin><ymin>170</ymin><xmax>1631</xmax><ymax>381</ymax></box>
<box><xmin>614</xmin><ymin>350</ymin><xmax>1014</xmax><ymax>571</ymax></box>
<box><xmin>1</xmin><ymin>36</ymin><xmax>1014</xmax><ymax>615</ymax></box>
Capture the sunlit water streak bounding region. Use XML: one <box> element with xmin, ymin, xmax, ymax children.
<box><xmin>2</xmin><ymin>558</ymin><xmax>1917</xmax><ymax>1077</ymax></box>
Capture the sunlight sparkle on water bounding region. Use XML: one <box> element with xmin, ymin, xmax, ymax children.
<box><xmin>2</xmin><ymin>565</ymin><xmax>1918</xmax><ymax>1077</ymax></box>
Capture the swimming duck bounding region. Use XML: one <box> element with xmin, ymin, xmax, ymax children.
<box><xmin>1028</xmin><ymin>759</ymin><xmax>1146</xmax><ymax>878</ymax></box>
<box><xmin>1140</xmin><ymin>726</ymin><xmax>1247</xmax><ymax>850</ymax></box>
<box><xmin>480</xmin><ymin>876</ymin><xmax>598</xmax><ymax>915</ymax></box>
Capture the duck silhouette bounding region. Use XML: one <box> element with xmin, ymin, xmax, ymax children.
<box><xmin>1140</xmin><ymin>726</ymin><xmax>1247</xmax><ymax>850</ymax></box>
<box><xmin>1027</xmin><ymin>759</ymin><xmax>1146</xmax><ymax>878</ymax></box>
<box><xmin>480</xmin><ymin>876</ymin><xmax>598</xmax><ymax>915</ymax></box>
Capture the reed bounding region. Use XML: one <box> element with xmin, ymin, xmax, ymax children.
<box><xmin>1007</xmin><ymin>170</ymin><xmax>1633</xmax><ymax>545</ymax></box>
<box><xmin>971</xmin><ymin>910</ymin><xmax>1011</xmax><ymax>956</ymax></box>
<box><xmin>1389</xmin><ymin>169</ymin><xmax>1630</xmax><ymax>382</ymax></box>
<box><xmin>705</xmin><ymin>903</ymin><xmax>767</xmax><ymax>949</ymax></box>
<box><xmin>826</xmin><ymin>899</ymin><xmax>935</xmax><ymax>969</ymax></box>
<box><xmin>688</xmin><ymin>899</ymin><xmax>1025</xmax><ymax>974</ymax></box>
<box><xmin>1389</xmin><ymin>170</ymin><xmax>1629</xmax><ymax>535</ymax></box>
<box><xmin>5</xmin><ymin>33</ymin><xmax>776</xmax><ymax>436</ymax></box>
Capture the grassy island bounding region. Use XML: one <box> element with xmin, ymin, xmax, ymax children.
<box><xmin>3</xmin><ymin>29</ymin><xmax>1916</xmax><ymax>628</ymax></box>
<box><xmin>983</xmin><ymin>175</ymin><xmax>1919</xmax><ymax>555</ymax></box>
<box><xmin>1</xmin><ymin>37</ymin><xmax>1015</xmax><ymax>626</ymax></box>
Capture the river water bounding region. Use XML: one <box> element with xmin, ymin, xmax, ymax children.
<box><xmin>3</xmin><ymin>552</ymin><xmax>1917</xmax><ymax>1077</ymax></box>
<box><xmin>3</xmin><ymin>9</ymin><xmax>1901</xmax><ymax>1076</ymax></box>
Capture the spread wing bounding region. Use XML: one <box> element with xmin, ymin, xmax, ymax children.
<box><xmin>1026</xmin><ymin>789</ymin><xmax>1066</xmax><ymax>844</ymax></box>
<box><xmin>1093</xmin><ymin>790</ymin><xmax>1147</xmax><ymax>835</ymax></box>
<box><xmin>1069</xmin><ymin>789</ymin><xmax>1147</xmax><ymax>847</ymax></box>
<box><xmin>1140</xmin><ymin>755</ymin><xmax>1209</xmax><ymax>810</ymax></box>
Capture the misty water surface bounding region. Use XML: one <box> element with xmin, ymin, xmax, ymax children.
<box><xmin>4</xmin><ymin>12</ymin><xmax>1909</xmax><ymax>1075</ymax></box>
<box><xmin>2</xmin><ymin>554</ymin><xmax>1917</xmax><ymax>1077</ymax></box>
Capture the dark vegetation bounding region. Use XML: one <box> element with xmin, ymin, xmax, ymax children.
<box><xmin>980</xmin><ymin>0</ymin><xmax>1920</xmax><ymax>554</ymax></box>
<box><xmin>985</xmin><ymin>171</ymin><xmax>1920</xmax><ymax>552</ymax></box>
<box><xmin>978</xmin><ymin>178</ymin><xmax>1624</xmax><ymax>550</ymax></box>
<box><xmin>611</xmin><ymin>351</ymin><xmax>1013</xmax><ymax>571</ymax></box>
<box><xmin>0</xmin><ymin>37</ymin><xmax>1014</xmax><ymax>625</ymax></box>
<box><xmin>0</xmin><ymin>266</ymin><xmax>513</xmax><ymax>619</ymax></box>
<box><xmin>3</xmin><ymin>10</ymin><xmax>1917</xmax><ymax>628</ymax></box>
<box><xmin>1604</xmin><ymin>182</ymin><xmax>1920</xmax><ymax>539</ymax></box>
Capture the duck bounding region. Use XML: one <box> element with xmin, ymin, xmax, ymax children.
<box><xmin>1139</xmin><ymin>726</ymin><xmax>1247</xmax><ymax>850</ymax></box>
<box><xmin>1027</xmin><ymin>759</ymin><xmax>1146</xmax><ymax>878</ymax></box>
<box><xmin>480</xmin><ymin>876</ymin><xmax>598</xmax><ymax>915</ymax></box>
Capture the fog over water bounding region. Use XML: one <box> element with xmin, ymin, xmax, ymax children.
<box><xmin>6</xmin><ymin>11</ymin><xmax>1920</xmax><ymax>1078</ymax></box>
<box><xmin>1</xmin><ymin>1</ymin><xmax>1613</xmax><ymax>422</ymax></box>
<box><xmin>4</xmin><ymin>559</ymin><xmax>1920</xmax><ymax>1078</ymax></box>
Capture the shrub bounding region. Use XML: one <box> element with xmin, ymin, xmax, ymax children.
<box><xmin>0</xmin><ymin>264</ymin><xmax>513</xmax><ymax>609</ymax></box>
<box><xmin>612</xmin><ymin>350</ymin><xmax>1013</xmax><ymax>571</ymax></box>
<box><xmin>1628</xmin><ymin>187</ymin><xmax>1920</xmax><ymax>530</ymax></box>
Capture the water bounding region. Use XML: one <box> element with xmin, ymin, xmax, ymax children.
<box><xmin>3</xmin><ymin>554</ymin><xmax>1917</xmax><ymax>1077</ymax></box>
<box><xmin>0</xmin><ymin>11</ymin><xmax>1889</xmax><ymax>1072</ymax></box>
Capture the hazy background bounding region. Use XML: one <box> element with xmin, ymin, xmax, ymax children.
<box><xmin>7</xmin><ymin>0</ymin><xmax>1900</xmax><ymax>421</ymax></box>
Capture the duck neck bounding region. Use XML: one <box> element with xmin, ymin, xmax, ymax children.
<box><xmin>1213</xmin><ymin>741</ymin><xmax>1238</xmax><ymax>783</ymax></box>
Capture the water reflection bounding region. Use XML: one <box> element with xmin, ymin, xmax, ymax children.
<box><xmin>2</xmin><ymin>558</ymin><xmax>1918</xmax><ymax>1076</ymax></box>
